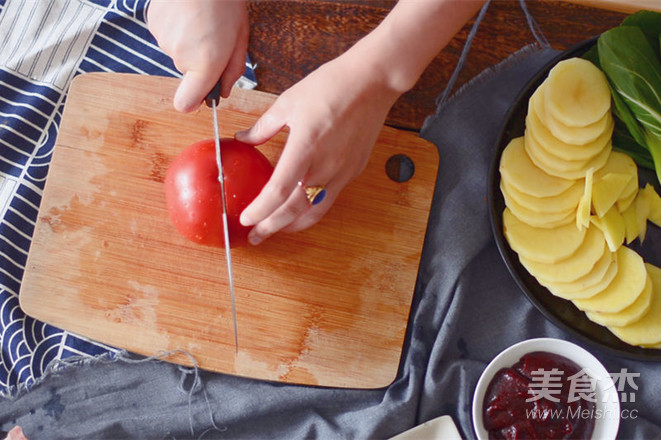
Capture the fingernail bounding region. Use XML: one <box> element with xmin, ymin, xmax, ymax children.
<box><xmin>235</xmin><ymin>128</ymin><xmax>249</xmax><ymax>141</ymax></box>
<box><xmin>173</xmin><ymin>84</ymin><xmax>187</xmax><ymax>110</ymax></box>
<box><xmin>239</xmin><ymin>211</ymin><xmax>253</xmax><ymax>226</ymax></box>
<box><xmin>173</xmin><ymin>92</ymin><xmax>193</xmax><ymax>113</ymax></box>
<box><xmin>248</xmin><ymin>233</ymin><xmax>262</xmax><ymax>246</ymax></box>
<box><xmin>173</xmin><ymin>77</ymin><xmax>199</xmax><ymax>113</ymax></box>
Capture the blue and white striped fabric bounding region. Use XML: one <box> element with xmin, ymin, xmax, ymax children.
<box><xmin>0</xmin><ymin>0</ymin><xmax>256</xmax><ymax>393</ymax></box>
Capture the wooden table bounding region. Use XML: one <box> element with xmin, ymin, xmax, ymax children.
<box><xmin>246</xmin><ymin>0</ymin><xmax>650</xmax><ymax>131</ymax></box>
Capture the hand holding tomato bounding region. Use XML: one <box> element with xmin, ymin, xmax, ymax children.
<box><xmin>235</xmin><ymin>54</ymin><xmax>401</xmax><ymax>245</ymax></box>
<box><xmin>164</xmin><ymin>139</ymin><xmax>273</xmax><ymax>247</ymax></box>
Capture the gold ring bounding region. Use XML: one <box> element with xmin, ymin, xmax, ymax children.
<box><xmin>298</xmin><ymin>182</ymin><xmax>327</xmax><ymax>206</ymax></box>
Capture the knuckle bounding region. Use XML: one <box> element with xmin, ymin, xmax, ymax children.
<box><xmin>287</xmin><ymin>210</ymin><xmax>323</xmax><ymax>233</ymax></box>
<box><xmin>251</xmin><ymin>116</ymin><xmax>268</xmax><ymax>137</ymax></box>
<box><xmin>264</xmin><ymin>182</ymin><xmax>292</xmax><ymax>203</ymax></box>
<box><xmin>252</xmin><ymin>223</ymin><xmax>272</xmax><ymax>239</ymax></box>
<box><xmin>253</xmin><ymin>218</ymin><xmax>279</xmax><ymax>239</ymax></box>
<box><xmin>282</xmin><ymin>201</ymin><xmax>306</xmax><ymax>219</ymax></box>
<box><xmin>307</xmin><ymin>209</ymin><xmax>326</xmax><ymax>225</ymax></box>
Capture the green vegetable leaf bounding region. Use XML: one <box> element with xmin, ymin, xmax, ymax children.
<box><xmin>598</xmin><ymin>24</ymin><xmax>661</xmax><ymax>185</ymax></box>
<box><xmin>645</xmin><ymin>130</ymin><xmax>661</xmax><ymax>186</ymax></box>
<box><xmin>609</xmin><ymin>80</ymin><xmax>648</xmax><ymax>149</ymax></box>
<box><xmin>598</xmin><ymin>26</ymin><xmax>661</xmax><ymax>140</ymax></box>
<box><xmin>621</xmin><ymin>10</ymin><xmax>661</xmax><ymax>56</ymax></box>
<box><xmin>612</xmin><ymin>121</ymin><xmax>655</xmax><ymax>170</ymax></box>
<box><xmin>582</xmin><ymin>44</ymin><xmax>601</xmax><ymax>69</ymax></box>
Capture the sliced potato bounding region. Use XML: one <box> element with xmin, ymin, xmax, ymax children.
<box><xmin>524</xmin><ymin>128</ymin><xmax>611</xmax><ymax>180</ymax></box>
<box><xmin>586</xmin><ymin>273</ymin><xmax>652</xmax><ymax>327</ymax></box>
<box><xmin>608</xmin><ymin>264</ymin><xmax>661</xmax><ymax>347</ymax></box>
<box><xmin>617</xmin><ymin>188</ymin><xmax>638</xmax><ymax>213</ymax></box>
<box><xmin>592</xmin><ymin>172</ymin><xmax>634</xmax><ymax>218</ymax></box>
<box><xmin>573</xmin><ymin>246</ymin><xmax>647</xmax><ymax>313</ymax></box>
<box><xmin>524</xmin><ymin>128</ymin><xmax>582</xmax><ymax>172</ymax></box>
<box><xmin>622</xmin><ymin>202</ymin><xmax>640</xmax><ymax>245</ymax></box>
<box><xmin>500</xmin><ymin>179</ymin><xmax>583</xmax><ymax>214</ymax></box>
<box><xmin>590</xmin><ymin>207</ymin><xmax>626</xmax><ymax>252</ymax></box>
<box><xmin>594</xmin><ymin>151</ymin><xmax>639</xmax><ymax>210</ymax></box>
<box><xmin>577</xmin><ymin>168</ymin><xmax>594</xmax><ymax>230</ymax></box>
<box><xmin>531</xmin><ymin>83</ymin><xmax>613</xmax><ymax>145</ymax></box>
<box><xmin>502</xmin><ymin>182</ymin><xmax>576</xmax><ymax>228</ymax></box>
<box><xmin>521</xmin><ymin>226</ymin><xmax>607</xmax><ymax>283</ymax></box>
<box><xmin>541</xmin><ymin>249</ymin><xmax>617</xmax><ymax>300</ymax></box>
<box><xmin>526</xmin><ymin>108</ymin><xmax>612</xmax><ymax>161</ymax></box>
<box><xmin>544</xmin><ymin>58</ymin><xmax>611</xmax><ymax>127</ymax></box>
<box><xmin>635</xmin><ymin>188</ymin><xmax>652</xmax><ymax>244</ymax></box>
<box><xmin>646</xmin><ymin>183</ymin><xmax>661</xmax><ymax>227</ymax></box>
<box><xmin>499</xmin><ymin>136</ymin><xmax>575</xmax><ymax>197</ymax></box>
<box><xmin>503</xmin><ymin>207</ymin><xmax>587</xmax><ymax>264</ymax></box>
<box><xmin>544</xmin><ymin>105</ymin><xmax>613</xmax><ymax>147</ymax></box>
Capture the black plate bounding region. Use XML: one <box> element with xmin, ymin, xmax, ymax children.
<box><xmin>488</xmin><ymin>38</ymin><xmax>661</xmax><ymax>361</ymax></box>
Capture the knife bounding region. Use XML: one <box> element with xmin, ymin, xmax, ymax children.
<box><xmin>205</xmin><ymin>81</ymin><xmax>238</xmax><ymax>353</ymax></box>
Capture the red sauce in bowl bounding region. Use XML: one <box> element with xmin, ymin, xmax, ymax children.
<box><xmin>482</xmin><ymin>351</ymin><xmax>596</xmax><ymax>439</ymax></box>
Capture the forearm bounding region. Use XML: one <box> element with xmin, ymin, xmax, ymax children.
<box><xmin>344</xmin><ymin>0</ymin><xmax>486</xmax><ymax>94</ymax></box>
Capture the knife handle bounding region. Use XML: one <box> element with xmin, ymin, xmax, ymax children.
<box><xmin>205</xmin><ymin>79</ymin><xmax>222</xmax><ymax>108</ymax></box>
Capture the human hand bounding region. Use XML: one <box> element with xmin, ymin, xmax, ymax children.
<box><xmin>236</xmin><ymin>54</ymin><xmax>401</xmax><ymax>245</ymax></box>
<box><xmin>147</xmin><ymin>0</ymin><xmax>249</xmax><ymax>112</ymax></box>
<box><xmin>3</xmin><ymin>426</ymin><xmax>29</xmax><ymax>440</ymax></box>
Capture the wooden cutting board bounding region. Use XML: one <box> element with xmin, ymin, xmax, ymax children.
<box><xmin>20</xmin><ymin>73</ymin><xmax>438</xmax><ymax>389</ymax></box>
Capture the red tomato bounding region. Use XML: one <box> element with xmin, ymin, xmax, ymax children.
<box><xmin>164</xmin><ymin>138</ymin><xmax>273</xmax><ymax>247</ymax></box>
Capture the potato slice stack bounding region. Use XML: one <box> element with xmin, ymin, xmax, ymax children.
<box><xmin>525</xmin><ymin>58</ymin><xmax>614</xmax><ymax>181</ymax></box>
<box><xmin>500</xmin><ymin>57</ymin><xmax>661</xmax><ymax>348</ymax></box>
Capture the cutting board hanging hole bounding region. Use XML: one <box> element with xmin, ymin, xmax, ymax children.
<box><xmin>386</xmin><ymin>154</ymin><xmax>415</xmax><ymax>183</ymax></box>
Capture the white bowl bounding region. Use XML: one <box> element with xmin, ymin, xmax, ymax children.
<box><xmin>472</xmin><ymin>338</ymin><xmax>620</xmax><ymax>440</ymax></box>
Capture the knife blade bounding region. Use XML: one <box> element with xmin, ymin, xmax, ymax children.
<box><xmin>206</xmin><ymin>81</ymin><xmax>238</xmax><ymax>352</ymax></box>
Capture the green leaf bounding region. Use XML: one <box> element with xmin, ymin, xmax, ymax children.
<box><xmin>645</xmin><ymin>130</ymin><xmax>661</xmax><ymax>185</ymax></box>
<box><xmin>582</xmin><ymin>44</ymin><xmax>601</xmax><ymax>69</ymax></box>
<box><xmin>612</xmin><ymin>121</ymin><xmax>655</xmax><ymax>170</ymax></box>
<box><xmin>621</xmin><ymin>10</ymin><xmax>661</xmax><ymax>56</ymax></box>
<box><xmin>609</xmin><ymin>79</ymin><xmax>648</xmax><ymax>148</ymax></box>
<box><xmin>598</xmin><ymin>26</ymin><xmax>661</xmax><ymax>139</ymax></box>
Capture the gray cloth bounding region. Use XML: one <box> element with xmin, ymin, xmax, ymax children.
<box><xmin>2</xmin><ymin>46</ymin><xmax>661</xmax><ymax>440</ymax></box>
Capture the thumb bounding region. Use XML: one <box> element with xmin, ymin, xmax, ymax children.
<box><xmin>173</xmin><ymin>69</ymin><xmax>218</xmax><ymax>113</ymax></box>
<box><xmin>235</xmin><ymin>108</ymin><xmax>286</xmax><ymax>146</ymax></box>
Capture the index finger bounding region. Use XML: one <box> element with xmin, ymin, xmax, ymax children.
<box><xmin>174</xmin><ymin>68</ymin><xmax>223</xmax><ymax>113</ymax></box>
<box><xmin>239</xmin><ymin>130</ymin><xmax>314</xmax><ymax>227</ymax></box>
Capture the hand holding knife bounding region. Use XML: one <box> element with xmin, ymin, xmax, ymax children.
<box><xmin>206</xmin><ymin>80</ymin><xmax>239</xmax><ymax>353</ymax></box>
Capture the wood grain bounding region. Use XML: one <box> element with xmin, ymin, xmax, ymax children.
<box><xmin>19</xmin><ymin>73</ymin><xmax>438</xmax><ymax>389</ymax></box>
<box><xmin>247</xmin><ymin>0</ymin><xmax>630</xmax><ymax>130</ymax></box>
<box><xmin>566</xmin><ymin>0</ymin><xmax>661</xmax><ymax>13</ymax></box>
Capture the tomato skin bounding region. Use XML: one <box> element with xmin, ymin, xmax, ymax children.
<box><xmin>164</xmin><ymin>138</ymin><xmax>273</xmax><ymax>247</ymax></box>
